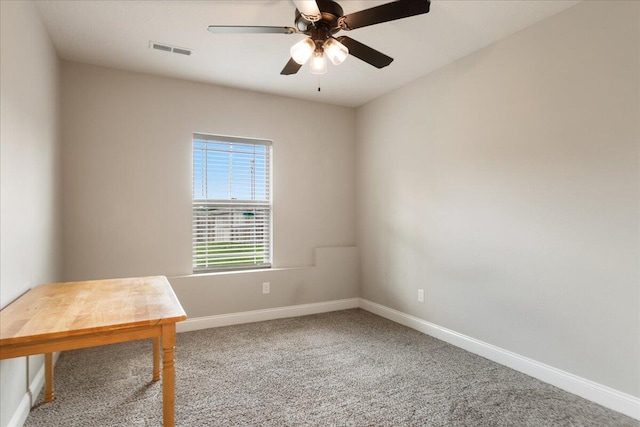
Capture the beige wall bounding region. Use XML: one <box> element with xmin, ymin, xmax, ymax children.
<box><xmin>0</xmin><ymin>1</ymin><xmax>62</xmax><ymax>426</ymax></box>
<box><xmin>356</xmin><ymin>0</ymin><xmax>639</xmax><ymax>397</ymax></box>
<box><xmin>61</xmin><ymin>62</ymin><xmax>358</xmax><ymax>316</ymax></box>
<box><xmin>172</xmin><ymin>247</ymin><xmax>358</xmax><ymax>319</ymax></box>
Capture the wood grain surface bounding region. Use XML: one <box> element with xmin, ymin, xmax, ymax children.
<box><xmin>0</xmin><ymin>276</ymin><xmax>186</xmax><ymax>346</ymax></box>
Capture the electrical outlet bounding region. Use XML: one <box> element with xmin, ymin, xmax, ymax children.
<box><xmin>418</xmin><ymin>289</ymin><xmax>424</xmax><ymax>303</ymax></box>
<box><xmin>262</xmin><ymin>282</ymin><xmax>270</xmax><ymax>294</ymax></box>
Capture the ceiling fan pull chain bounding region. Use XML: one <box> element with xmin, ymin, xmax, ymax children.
<box><xmin>317</xmin><ymin>75</ymin><xmax>321</xmax><ymax>92</ymax></box>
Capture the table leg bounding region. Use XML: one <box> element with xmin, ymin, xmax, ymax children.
<box><xmin>161</xmin><ymin>323</ymin><xmax>177</xmax><ymax>427</ymax></box>
<box><xmin>153</xmin><ymin>337</ymin><xmax>161</xmax><ymax>381</ymax></box>
<box><xmin>44</xmin><ymin>353</ymin><xmax>55</xmax><ymax>402</ymax></box>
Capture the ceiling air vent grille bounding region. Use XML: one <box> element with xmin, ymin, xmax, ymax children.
<box><xmin>149</xmin><ymin>41</ymin><xmax>192</xmax><ymax>56</ymax></box>
<box><xmin>172</xmin><ymin>47</ymin><xmax>192</xmax><ymax>56</ymax></box>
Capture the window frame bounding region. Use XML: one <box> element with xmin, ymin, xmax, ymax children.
<box><xmin>192</xmin><ymin>133</ymin><xmax>273</xmax><ymax>273</ymax></box>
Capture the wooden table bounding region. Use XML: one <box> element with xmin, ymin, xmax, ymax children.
<box><xmin>0</xmin><ymin>276</ymin><xmax>187</xmax><ymax>427</ymax></box>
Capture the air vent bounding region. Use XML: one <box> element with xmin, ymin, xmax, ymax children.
<box><xmin>151</xmin><ymin>42</ymin><xmax>172</xmax><ymax>52</ymax></box>
<box><xmin>149</xmin><ymin>41</ymin><xmax>193</xmax><ymax>56</ymax></box>
<box><xmin>172</xmin><ymin>47</ymin><xmax>191</xmax><ymax>56</ymax></box>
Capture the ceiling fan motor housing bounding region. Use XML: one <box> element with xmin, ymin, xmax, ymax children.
<box><xmin>295</xmin><ymin>0</ymin><xmax>344</xmax><ymax>33</ymax></box>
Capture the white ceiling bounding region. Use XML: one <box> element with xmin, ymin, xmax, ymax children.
<box><xmin>36</xmin><ymin>0</ymin><xmax>580</xmax><ymax>108</ymax></box>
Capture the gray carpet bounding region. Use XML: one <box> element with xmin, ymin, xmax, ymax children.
<box><xmin>24</xmin><ymin>309</ymin><xmax>637</xmax><ymax>426</ymax></box>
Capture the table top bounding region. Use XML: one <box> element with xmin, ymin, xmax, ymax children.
<box><xmin>0</xmin><ymin>276</ymin><xmax>187</xmax><ymax>346</ymax></box>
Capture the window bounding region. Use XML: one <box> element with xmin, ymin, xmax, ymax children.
<box><xmin>192</xmin><ymin>134</ymin><xmax>271</xmax><ymax>271</ymax></box>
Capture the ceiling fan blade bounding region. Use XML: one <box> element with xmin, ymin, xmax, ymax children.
<box><xmin>337</xmin><ymin>36</ymin><xmax>393</xmax><ymax>69</ymax></box>
<box><xmin>281</xmin><ymin>58</ymin><xmax>303</xmax><ymax>75</ymax></box>
<box><xmin>292</xmin><ymin>0</ymin><xmax>322</xmax><ymax>22</ymax></box>
<box><xmin>208</xmin><ymin>26</ymin><xmax>297</xmax><ymax>35</ymax></box>
<box><xmin>339</xmin><ymin>0</ymin><xmax>430</xmax><ymax>31</ymax></box>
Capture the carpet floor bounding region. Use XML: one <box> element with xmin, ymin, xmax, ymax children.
<box><xmin>24</xmin><ymin>309</ymin><xmax>637</xmax><ymax>426</ymax></box>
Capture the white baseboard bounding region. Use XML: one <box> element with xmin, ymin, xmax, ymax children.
<box><xmin>27</xmin><ymin>360</ymin><xmax>45</xmax><ymax>406</ymax></box>
<box><xmin>6</xmin><ymin>393</ymin><xmax>30</xmax><ymax>427</ymax></box>
<box><xmin>7</xmin><ymin>352</ymin><xmax>60</xmax><ymax>427</ymax></box>
<box><xmin>359</xmin><ymin>298</ymin><xmax>640</xmax><ymax>421</ymax></box>
<box><xmin>177</xmin><ymin>298</ymin><xmax>360</xmax><ymax>333</ymax></box>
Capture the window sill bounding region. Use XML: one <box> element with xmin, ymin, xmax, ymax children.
<box><xmin>172</xmin><ymin>265</ymin><xmax>309</xmax><ymax>279</ymax></box>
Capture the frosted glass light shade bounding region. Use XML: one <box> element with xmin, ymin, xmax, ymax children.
<box><xmin>290</xmin><ymin>38</ymin><xmax>315</xmax><ymax>65</ymax></box>
<box><xmin>293</xmin><ymin>0</ymin><xmax>321</xmax><ymax>21</ymax></box>
<box><xmin>323</xmin><ymin>38</ymin><xmax>349</xmax><ymax>65</ymax></box>
<box><xmin>309</xmin><ymin>50</ymin><xmax>327</xmax><ymax>74</ymax></box>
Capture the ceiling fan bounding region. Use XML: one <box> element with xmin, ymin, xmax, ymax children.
<box><xmin>208</xmin><ymin>0</ymin><xmax>431</xmax><ymax>76</ymax></box>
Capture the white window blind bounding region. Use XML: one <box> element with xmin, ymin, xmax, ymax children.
<box><xmin>193</xmin><ymin>134</ymin><xmax>271</xmax><ymax>271</ymax></box>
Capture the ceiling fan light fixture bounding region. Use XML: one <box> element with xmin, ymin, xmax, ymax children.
<box><xmin>323</xmin><ymin>38</ymin><xmax>349</xmax><ymax>65</ymax></box>
<box><xmin>290</xmin><ymin>38</ymin><xmax>315</xmax><ymax>65</ymax></box>
<box><xmin>209</xmin><ymin>0</ymin><xmax>433</xmax><ymax>78</ymax></box>
<box><xmin>309</xmin><ymin>50</ymin><xmax>327</xmax><ymax>74</ymax></box>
